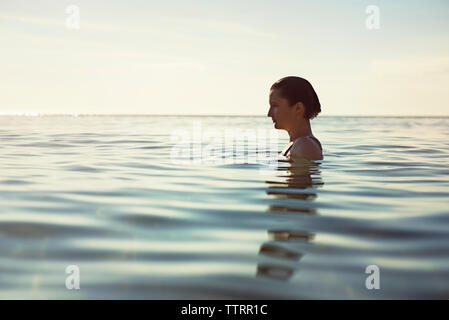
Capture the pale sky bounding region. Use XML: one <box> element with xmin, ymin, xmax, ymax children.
<box><xmin>1</xmin><ymin>0</ymin><xmax>449</xmax><ymax>116</ymax></box>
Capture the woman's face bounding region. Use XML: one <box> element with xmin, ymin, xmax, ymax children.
<box><xmin>267</xmin><ymin>88</ymin><xmax>298</xmax><ymax>131</ymax></box>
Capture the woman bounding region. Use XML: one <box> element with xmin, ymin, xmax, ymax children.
<box><xmin>267</xmin><ymin>76</ymin><xmax>323</xmax><ymax>161</ymax></box>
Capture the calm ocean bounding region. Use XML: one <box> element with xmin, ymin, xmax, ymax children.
<box><xmin>0</xmin><ymin>115</ymin><xmax>448</xmax><ymax>299</ymax></box>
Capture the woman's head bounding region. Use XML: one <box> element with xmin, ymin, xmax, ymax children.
<box><xmin>267</xmin><ymin>76</ymin><xmax>321</xmax><ymax>130</ymax></box>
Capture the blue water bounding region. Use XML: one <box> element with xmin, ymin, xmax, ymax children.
<box><xmin>0</xmin><ymin>115</ymin><xmax>448</xmax><ymax>299</ymax></box>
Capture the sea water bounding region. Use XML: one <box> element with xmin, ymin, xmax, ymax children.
<box><xmin>0</xmin><ymin>115</ymin><xmax>448</xmax><ymax>299</ymax></box>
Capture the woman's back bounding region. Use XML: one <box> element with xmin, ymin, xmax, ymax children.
<box><xmin>282</xmin><ymin>135</ymin><xmax>322</xmax><ymax>160</ymax></box>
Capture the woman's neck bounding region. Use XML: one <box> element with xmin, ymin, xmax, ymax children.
<box><xmin>288</xmin><ymin>119</ymin><xmax>312</xmax><ymax>142</ymax></box>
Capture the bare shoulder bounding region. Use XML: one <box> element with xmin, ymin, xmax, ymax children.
<box><xmin>289</xmin><ymin>137</ymin><xmax>323</xmax><ymax>161</ymax></box>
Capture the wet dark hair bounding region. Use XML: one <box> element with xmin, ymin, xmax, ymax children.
<box><xmin>270</xmin><ymin>76</ymin><xmax>321</xmax><ymax>120</ymax></box>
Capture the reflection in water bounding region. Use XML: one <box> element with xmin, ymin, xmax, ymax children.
<box><xmin>257</xmin><ymin>159</ymin><xmax>324</xmax><ymax>281</ymax></box>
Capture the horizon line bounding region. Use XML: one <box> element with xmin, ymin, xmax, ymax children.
<box><xmin>0</xmin><ymin>113</ymin><xmax>448</xmax><ymax>118</ymax></box>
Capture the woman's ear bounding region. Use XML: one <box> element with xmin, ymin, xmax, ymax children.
<box><xmin>294</xmin><ymin>102</ymin><xmax>305</xmax><ymax>116</ymax></box>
